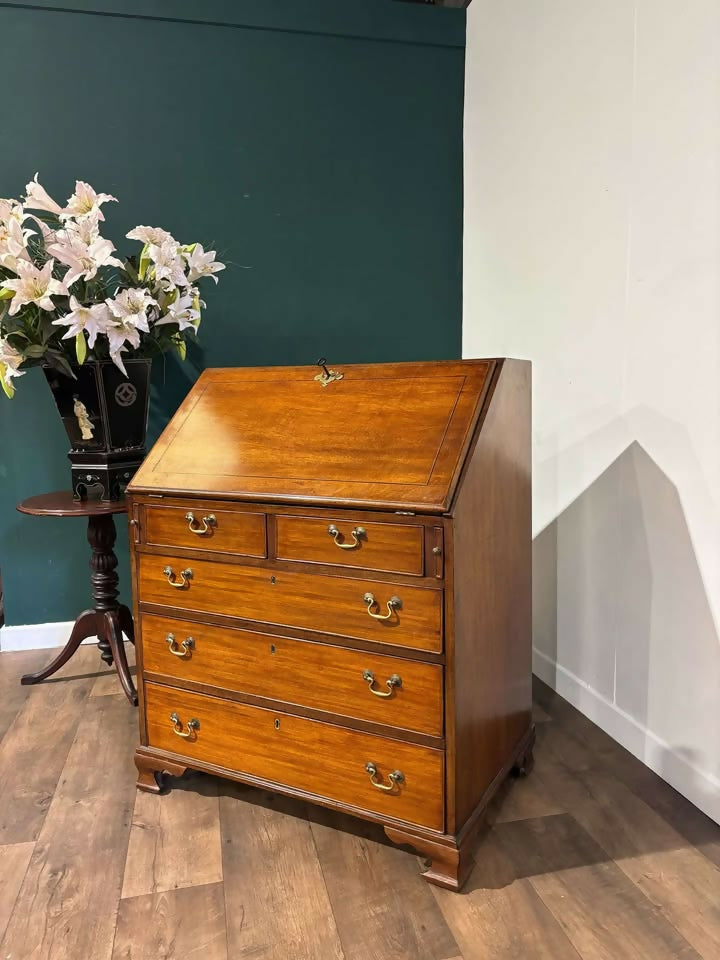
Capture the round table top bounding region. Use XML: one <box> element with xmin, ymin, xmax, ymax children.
<box><xmin>17</xmin><ymin>491</ymin><xmax>128</xmax><ymax>518</ymax></box>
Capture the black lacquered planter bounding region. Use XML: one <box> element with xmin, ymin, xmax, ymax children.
<box><xmin>43</xmin><ymin>358</ymin><xmax>151</xmax><ymax>500</ymax></box>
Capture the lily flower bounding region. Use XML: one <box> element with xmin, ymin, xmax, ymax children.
<box><xmin>63</xmin><ymin>180</ymin><xmax>117</xmax><ymax>221</ymax></box>
<box><xmin>148</xmin><ymin>240</ymin><xmax>188</xmax><ymax>289</ymax></box>
<box><xmin>1</xmin><ymin>259</ymin><xmax>66</xmax><ymax>315</ymax></box>
<box><xmin>0</xmin><ymin>214</ymin><xmax>34</xmax><ymax>272</ymax></box>
<box><xmin>184</xmin><ymin>243</ymin><xmax>225</xmax><ymax>284</ymax></box>
<box><xmin>155</xmin><ymin>290</ymin><xmax>201</xmax><ymax>332</ymax></box>
<box><xmin>47</xmin><ymin>219</ymin><xmax>124</xmax><ymax>286</ymax></box>
<box><xmin>127</xmin><ymin>225</ymin><xmax>176</xmax><ymax>246</ymax></box>
<box><xmin>23</xmin><ymin>174</ymin><xmax>64</xmax><ymax>215</ymax></box>
<box><xmin>106</xmin><ymin>287</ymin><xmax>157</xmax><ymax>330</ymax></box>
<box><xmin>52</xmin><ymin>296</ymin><xmax>114</xmax><ymax>348</ymax></box>
<box><xmin>0</xmin><ymin>336</ymin><xmax>25</xmax><ymax>397</ymax></box>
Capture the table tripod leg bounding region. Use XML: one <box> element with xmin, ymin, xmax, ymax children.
<box><xmin>21</xmin><ymin>609</ymin><xmax>98</xmax><ymax>685</ymax></box>
<box><xmin>118</xmin><ymin>605</ymin><xmax>135</xmax><ymax>645</ymax></box>
<box><xmin>104</xmin><ymin>610</ymin><xmax>137</xmax><ymax>705</ymax></box>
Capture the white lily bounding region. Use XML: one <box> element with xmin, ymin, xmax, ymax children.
<box><xmin>106</xmin><ymin>287</ymin><xmax>156</xmax><ymax>330</ymax></box>
<box><xmin>184</xmin><ymin>244</ymin><xmax>225</xmax><ymax>284</ymax></box>
<box><xmin>155</xmin><ymin>290</ymin><xmax>201</xmax><ymax>332</ymax></box>
<box><xmin>0</xmin><ymin>336</ymin><xmax>25</xmax><ymax>397</ymax></box>
<box><xmin>47</xmin><ymin>218</ymin><xmax>124</xmax><ymax>286</ymax></box>
<box><xmin>127</xmin><ymin>225</ymin><xmax>176</xmax><ymax>246</ymax></box>
<box><xmin>52</xmin><ymin>296</ymin><xmax>113</xmax><ymax>348</ymax></box>
<box><xmin>1</xmin><ymin>259</ymin><xmax>66</xmax><ymax>315</ymax></box>
<box><xmin>63</xmin><ymin>180</ymin><xmax>117</xmax><ymax>221</ymax></box>
<box><xmin>105</xmin><ymin>318</ymin><xmax>144</xmax><ymax>376</ymax></box>
<box><xmin>0</xmin><ymin>214</ymin><xmax>34</xmax><ymax>271</ymax></box>
<box><xmin>148</xmin><ymin>240</ymin><xmax>188</xmax><ymax>289</ymax></box>
<box><xmin>23</xmin><ymin>174</ymin><xmax>64</xmax><ymax>215</ymax></box>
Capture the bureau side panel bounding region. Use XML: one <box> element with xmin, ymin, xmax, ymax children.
<box><xmin>450</xmin><ymin>359</ymin><xmax>532</xmax><ymax>830</ymax></box>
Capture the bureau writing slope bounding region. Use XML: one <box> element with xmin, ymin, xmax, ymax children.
<box><xmin>126</xmin><ymin>359</ymin><xmax>533</xmax><ymax>890</ymax></box>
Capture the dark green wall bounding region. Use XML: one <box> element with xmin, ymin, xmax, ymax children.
<box><xmin>0</xmin><ymin>0</ymin><xmax>465</xmax><ymax>627</ymax></box>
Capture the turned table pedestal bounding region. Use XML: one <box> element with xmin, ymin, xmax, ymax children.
<box><xmin>16</xmin><ymin>492</ymin><xmax>137</xmax><ymax>705</ymax></box>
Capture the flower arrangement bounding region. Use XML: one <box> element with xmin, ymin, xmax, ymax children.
<box><xmin>0</xmin><ymin>175</ymin><xmax>225</xmax><ymax>397</ymax></box>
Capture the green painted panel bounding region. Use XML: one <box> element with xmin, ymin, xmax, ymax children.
<box><xmin>0</xmin><ymin>2</ymin><xmax>464</xmax><ymax>626</ymax></box>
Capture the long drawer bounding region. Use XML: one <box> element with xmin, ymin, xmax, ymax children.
<box><xmin>141</xmin><ymin>614</ymin><xmax>443</xmax><ymax>737</ymax></box>
<box><xmin>145</xmin><ymin>682</ymin><xmax>444</xmax><ymax>831</ymax></box>
<box><xmin>137</xmin><ymin>554</ymin><xmax>443</xmax><ymax>652</ymax></box>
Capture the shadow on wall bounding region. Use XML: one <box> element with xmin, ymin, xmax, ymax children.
<box><xmin>533</xmin><ymin>440</ymin><xmax>720</xmax><ymax>817</ymax></box>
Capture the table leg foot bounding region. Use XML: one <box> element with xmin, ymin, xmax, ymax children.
<box><xmin>21</xmin><ymin>609</ymin><xmax>98</xmax><ymax>685</ymax></box>
<box><xmin>104</xmin><ymin>610</ymin><xmax>137</xmax><ymax>706</ymax></box>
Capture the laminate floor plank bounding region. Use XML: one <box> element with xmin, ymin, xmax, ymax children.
<box><xmin>0</xmin><ymin>647</ymin><xmax>97</xmax><ymax>844</ymax></box>
<box><xmin>488</xmin><ymin>766</ymin><xmax>566</xmax><ymax>824</ymax></box>
<box><xmin>536</xmin><ymin>724</ymin><xmax>720</xmax><ymax>959</ymax></box>
<box><xmin>496</xmin><ymin>814</ymin><xmax>701</xmax><ymax>960</ymax></box>
<box><xmin>220</xmin><ymin>784</ymin><xmax>345</xmax><ymax>960</ymax></box>
<box><xmin>0</xmin><ymin>694</ymin><xmax>138</xmax><ymax>960</ymax></box>
<box><xmin>92</xmin><ymin>645</ymin><xmax>136</xmax><ymax>697</ymax></box>
<box><xmin>122</xmin><ymin>770</ymin><xmax>222</xmax><ymax>899</ymax></box>
<box><xmin>0</xmin><ymin>842</ymin><xmax>35</xmax><ymax>943</ymax></box>
<box><xmin>0</xmin><ymin>650</ymin><xmax>46</xmax><ymax>742</ymax></box>
<box><xmin>534</xmin><ymin>677</ymin><xmax>720</xmax><ymax>870</ymax></box>
<box><xmin>310</xmin><ymin>805</ymin><xmax>460</xmax><ymax>960</ymax></box>
<box><xmin>433</xmin><ymin>829</ymin><xmax>582</xmax><ymax>960</ymax></box>
<box><xmin>112</xmin><ymin>882</ymin><xmax>228</xmax><ymax>960</ymax></box>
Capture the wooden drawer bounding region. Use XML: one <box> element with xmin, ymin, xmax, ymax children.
<box><xmin>138</xmin><ymin>554</ymin><xmax>442</xmax><ymax>653</ymax></box>
<box><xmin>275</xmin><ymin>515</ymin><xmax>424</xmax><ymax>576</ymax></box>
<box><xmin>141</xmin><ymin>614</ymin><xmax>443</xmax><ymax>736</ymax></box>
<box><xmin>144</xmin><ymin>503</ymin><xmax>266</xmax><ymax>558</ymax></box>
<box><xmin>145</xmin><ymin>682</ymin><xmax>444</xmax><ymax>830</ymax></box>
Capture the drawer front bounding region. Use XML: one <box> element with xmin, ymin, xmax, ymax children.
<box><xmin>138</xmin><ymin>554</ymin><xmax>442</xmax><ymax>652</ymax></box>
<box><xmin>145</xmin><ymin>682</ymin><xmax>444</xmax><ymax>831</ymax></box>
<box><xmin>141</xmin><ymin>614</ymin><xmax>443</xmax><ymax>736</ymax></box>
<box><xmin>144</xmin><ymin>504</ymin><xmax>266</xmax><ymax>558</ymax></box>
<box><xmin>276</xmin><ymin>515</ymin><xmax>424</xmax><ymax>576</ymax></box>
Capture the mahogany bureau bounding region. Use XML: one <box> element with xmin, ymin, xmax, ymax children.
<box><xmin>126</xmin><ymin>358</ymin><xmax>533</xmax><ymax>890</ymax></box>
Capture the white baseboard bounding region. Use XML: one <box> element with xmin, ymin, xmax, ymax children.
<box><xmin>533</xmin><ymin>647</ymin><xmax>720</xmax><ymax>826</ymax></box>
<box><xmin>0</xmin><ymin>621</ymin><xmax>98</xmax><ymax>652</ymax></box>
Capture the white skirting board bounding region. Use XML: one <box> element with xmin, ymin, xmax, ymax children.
<box><xmin>533</xmin><ymin>646</ymin><xmax>720</xmax><ymax>826</ymax></box>
<box><xmin>0</xmin><ymin>621</ymin><xmax>95</xmax><ymax>652</ymax></box>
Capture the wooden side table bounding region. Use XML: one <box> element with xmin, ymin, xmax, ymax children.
<box><xmin>16</xmin><ymin>492</ymin><xmax>137</xmax><ymax>705</ymax></box>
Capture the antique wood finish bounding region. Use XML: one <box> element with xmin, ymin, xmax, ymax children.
<box><xmin>127</xmin><ymin>358</ymin><xmax>533</xmax><ymax>891</ymax></box>
<box><xmin>130</xmin><ymin>361</ymin><xmax>495</xmax><ymax>512</ymax></box>
<box><xmin>141</xmin><ymin>614</ymin><xmax>444</xmax><ymax>736</ymax></box>
<box><xmin>144</xmin><ymin>502</ymin><xmax>266</xmax><ymax>557</ymax></box>
<box><xmin>275</xmin><ymin>514</ymin><xmax>425</xmax><ymax>575</ymax></box>
<box><xmin>137</xmin><ymin>554</ymin><xmax>443</xmax><ymax>652</ymax></box>
<box><xmin>143</xmin><ymin>682</ymin><xmax>445</xmax><ymax>831</ymax></box>
<box><xmin>16</xmin><ymin>492</ymin><xmax>136</xmax><ymax>704</ymax></box>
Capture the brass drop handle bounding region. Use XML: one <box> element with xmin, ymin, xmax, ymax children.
<box><xmin>166</xmin><ymin>633</ymin><xmax>194</xmax><ymax>658</ymax></box>
<box><xmin>186</xmin><ymin>512</ymin><xmax>216</xmax><ymax>535</ymax></box>
<box><xmin>328</xmin><ymin>524</ymin><xmax>365</xmax><ymax>550</ymax></box>
<box><xmin>363</xmin><ymin>669</ymin><xmax>402</xmax><ymax>698</ymax></box>
<box><xmin>162</xmin><ymin>566</ymin><xmax>193</xmax><ymax>589</ymax></box>
<box><xmin>362</xmin><ymin>592</ymin><xmax>402</xmax><ymax>620</ymax></box>
<box><xmin>365</xmin><ymin>762</ymin><xmax>405</xmax><ymax>792</ymax></box>
<box><xmin>170</xmin><ymin>712</ymin><xmax>200</xmax><ymax>739</ymax></box>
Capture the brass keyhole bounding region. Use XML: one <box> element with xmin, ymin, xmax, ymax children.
<box><xmin>274</xmin><ymin>718</ymin><xmax>280</xmax><ymax>730</ymax></box>
<box><xmin>270</xmin><ymin>575</ymin><xmax>277</xmax><ymax>585</ymax></box>
<box><xmin>270</xmin><ymin>644</ymin><xmax>276</xmax><ymax>655</ymax></box>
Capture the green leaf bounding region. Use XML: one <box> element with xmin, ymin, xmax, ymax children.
<box><xmin>45</xmin><ymin>351</ymin><xmax>76</xmax><ymax>379</ymax></box>
<box><xmin>23</xmin><ymin>344</ymin><xmax>48</xmax><ymax>359</ymax></box>
<box><xmin>0</xmin><ymin>364</ymin><xmax>14</xmax><ymax>399</ymax></box>
<box><xmin>0</xmin><ymin>288</ymin><xmax>14</xmax><ymax>300</ymax></box>
<box><xmin>75</xmin><ymin>331</ymin><xmax>87</xmax><ymax>365</ymax></box>
<box><xmin>175</xmin><ymin>338</ymin><xmax>187</xmax><ymax>362</ymax></box>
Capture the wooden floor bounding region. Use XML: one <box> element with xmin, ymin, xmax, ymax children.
<box><xmin>0</xmin><ymin>645</ymin><xmax>719</xmax><ymax>960</ymax></box>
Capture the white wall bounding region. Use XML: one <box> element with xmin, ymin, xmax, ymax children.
<box><xmin>464</xmin><ymin>0</ymin><xmax>720</xmax><ymax>823</ymax></box>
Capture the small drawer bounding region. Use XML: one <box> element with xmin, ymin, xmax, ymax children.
<box><xmin>276</xmin><ymin>515</ymin><xmax>424</xmax><ymax>576</ymax></box>
<box><xmin>138</xmin><ymin>555</ymin><xmax>443</xmax><ymax>653</ymax></box>
<box><xmin>143</xmin><ymin>503</ymin><xmax>266</xmax><ymax>558</ymax></box>
<box><xmin>145</xmin><ymin>682</ymin><xmax>444</xmax><ymax>831</ymax></box>
<box><xmin>141</xmin><ymin>614</ymin><xmax>444</xmax><ymax>737</ymax></box>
